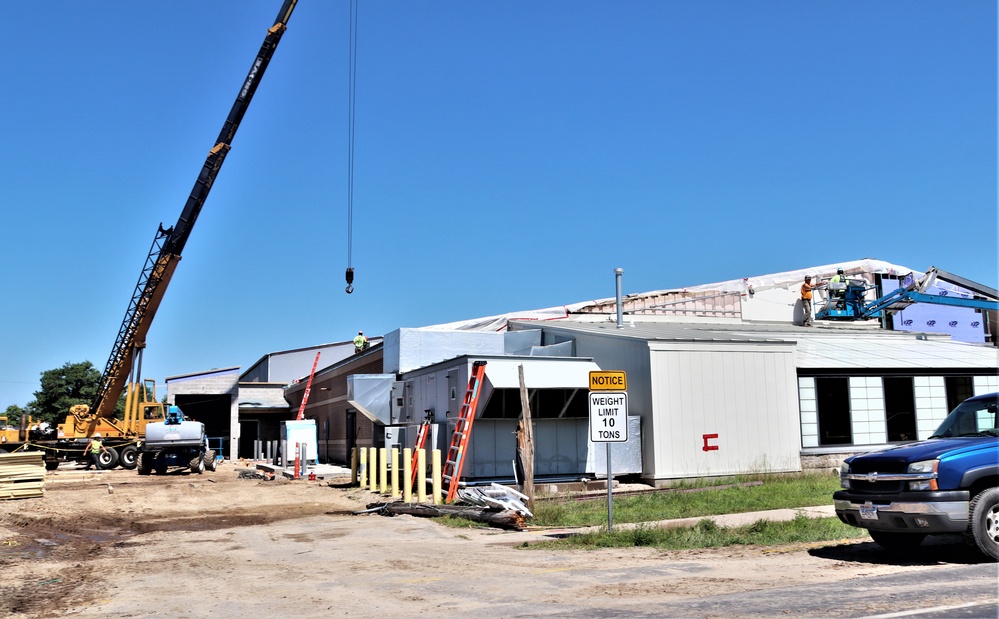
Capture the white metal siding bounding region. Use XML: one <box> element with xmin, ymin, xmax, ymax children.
<box><xmin>648</xmin><ymin>342</ymin><xmax>800</xmax><ymax>479</ymax></box>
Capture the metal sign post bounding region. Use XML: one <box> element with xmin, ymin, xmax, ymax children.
<box><xmin>589</xmin><ymin>371</ymin><xmax>628</xmax><ymax>533</ymax></box>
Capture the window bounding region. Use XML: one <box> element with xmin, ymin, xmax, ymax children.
<box><xmin>883</xmin><ymin>377</ymin><xmax>917</xmax><ymax>442</ymax></box>
<box><xmin>816</xmin><ymin>377</ymin><xmax>852</xmax><ymax>446</ymax></box>
<box><xmin>945</xmin><ymin>377</ymin><xmax>974</xmax><ymax>413</ymax></box>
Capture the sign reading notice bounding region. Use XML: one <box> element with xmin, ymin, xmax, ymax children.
<box><xmin>589</xmin><ymin>370</ymin><xmax>627</xmax><ymax>392</ymax></box>
<box><xmin>589</xmin><ymin>392</ymin><xmax>628</xmax><ymax>443</ymax></box>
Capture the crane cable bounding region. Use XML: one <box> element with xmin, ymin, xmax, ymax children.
<box><xmin>345</xmin><ymin>0</ymin><xmax>359</xmax><ymax>294</ymax></box>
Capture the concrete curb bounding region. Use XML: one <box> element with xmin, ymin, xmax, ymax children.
<box><xmin>486</xmin><ymin>504</ymin><xmax>837</xmax><ymax>544</ymax></box>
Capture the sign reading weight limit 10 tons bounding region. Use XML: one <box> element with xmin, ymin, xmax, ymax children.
<box><xmin>589</xmin><ymin>392</ymin><xmax>628</xmax><ymax>442</ymax></box>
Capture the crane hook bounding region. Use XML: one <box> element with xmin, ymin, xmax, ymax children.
<box><xmin>345</xmin><ymin>267</ymin><xmax>355</xmax><ymax>294</ymax></box>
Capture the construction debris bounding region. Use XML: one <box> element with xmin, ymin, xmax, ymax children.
<box><xmin>0</xmin><ymin>452</ymin><xmax>46</xmax><ymax>500</ymax></box>
<box><xmin>360</xmin><ymin>501</ymin><xmax>527</xmax><ymax>531</ymax></box>
<box><xmin>457</xmin><ymin>483</ymin><xmax>533</xmax><ymax>518</ymax></box>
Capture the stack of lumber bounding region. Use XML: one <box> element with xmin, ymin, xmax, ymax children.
<box><xmin>0</xmin><ymin>452</ymin><xmax>45</xmax><ymax>500</ymax></box>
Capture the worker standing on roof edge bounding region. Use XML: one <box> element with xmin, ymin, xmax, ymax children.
<box><xmin>800</xmin><ymin>275</ymin><xmax>825</xmax><ymax>327</ymax></box>
<box><xmin>353</xmin><ymin>331</ymin><xmax>368</xmax><ymax>353</ymax></box>
<box><xmin>84</xmin><ymin>433</ymin><xmax>109</xmax><ymax>471</ymax></box>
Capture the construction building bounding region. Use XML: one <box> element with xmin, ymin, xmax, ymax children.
<box><xmin>166</xmin><ymin>259</ymin><xmax>998</xmax><ymax>486</ymax></box>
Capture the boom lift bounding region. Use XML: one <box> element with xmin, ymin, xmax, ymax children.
<box><xmin>816</xmin><ymin>267</ymin><xmax>999</xmax><ymax>324</ymax></box>
<box><xmin>24</xmin><ymin>0</ymin><xmax>299</xmax><ymax>470</ymax></box>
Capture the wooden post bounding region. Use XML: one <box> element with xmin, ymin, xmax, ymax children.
<box><xmin>517</xmin><ymin>364</ymin><xmax>536</xmax><ymax>512</ymax></box>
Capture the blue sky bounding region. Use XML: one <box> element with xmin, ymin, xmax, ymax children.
<box><xmin>1</xmin><ymin>1</ymin><xmax>995</xmax><ymax>409</ymax></box>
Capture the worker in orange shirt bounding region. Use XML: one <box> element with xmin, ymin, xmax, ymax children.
<box><xmin>800</xmin><ymin>275</ymin><xmax>825</xmax><ymax>327</ymax></box>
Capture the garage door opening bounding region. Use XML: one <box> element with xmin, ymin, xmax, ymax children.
<box><xmin>176</xmin><ymin>394</ymin><xmax>231</xmax><ymax>458</ymax></box>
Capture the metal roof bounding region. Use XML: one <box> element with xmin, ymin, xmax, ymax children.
<box><xmin>511</xmin><ymin>320</ymin><xmax>998</xmax><ymax>370</ymax></box>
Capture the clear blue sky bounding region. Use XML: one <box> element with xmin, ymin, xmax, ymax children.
<box><xmin>1</xmin><ymin>1</ymin><xmax>995</xmax><ymax>409</ymax></box>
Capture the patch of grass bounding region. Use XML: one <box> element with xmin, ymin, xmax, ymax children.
<box><xmin>431</xmin><ymin>515</ymin><xmax>485</xmax><ymax>529</ymax></box>
<box><xmin>531</xmin><ymin>513</ymin><xmax>867</xmax><ymax>550</ymax></box>
<box><xmin>531</xmin><ymin>473</ymin><xmax>841</xmax><ymax>527</ymax></box>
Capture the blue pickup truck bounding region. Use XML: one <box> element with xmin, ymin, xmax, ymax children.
<box><xmin>834</xmin><ymin>392</ymin><xmax>998</xmax><ymax>561</ymax></box>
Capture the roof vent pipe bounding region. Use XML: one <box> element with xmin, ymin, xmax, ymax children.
<box><xmin>615</xmin><ymin>268</ymin><xmax>624</xmax><ymax>328</ymax></box>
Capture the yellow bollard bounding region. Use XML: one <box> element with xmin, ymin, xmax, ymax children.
<box><xmin>390</xmin><ymin>447</ymin><xmax>400</xmax><ymax>498</ymax></box>
<box><xmin>403</xmin><ymin>448</ymin><xmax>413</xmax><ymax>503</ymax></box>
<box><xmin>379</xmin><ymin>447</ymin><xmax>388</xmax><ymax>495</ymax></box>
<box><xmin>369</xmin><ymin>447</ymin><xmax>378</xmax><ymax>492</ymax></box>
<box><xmin>432</xmin><ymin>449</ymin><xmax>442</xmax><ymax>505</ymax></box>
<box><xmin>358</xmin><ymin>447</ymin><xmax>367</xmax><ymax>487</ymax></box>
<box><xmin>351</xmin><ymin>447</ymin><xmax>358</xmax><ymax>485</ymax></box>
<box><xmin>417</xmin><ymin>449</ymin><xmax>427</xmax><ymax>503</ymax></box>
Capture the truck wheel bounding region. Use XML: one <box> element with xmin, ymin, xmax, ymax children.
<box><xmin>190</xmin><ymin>454</ymin><xmax>205</xmax><ymax>474</ymax></box>
<box><xmin>869</xmin><ymin>530</ymin><xmax>926</xmax><ymax>551</ymax></box>
<box><xmin>119</xmin><ymin>445</ymin><xmax>138</xmax><ymax>470</ymax></box>
<box><xmin>968</xmin><ymin>487</ymin><xmax>999</xmax><ymax>561</ymax></box>
<box><xmin>97</xmin><ymin>447</ymin><xmax>119</xmax><ymax>470</ymax></box>
<box><xmin>204</xmin><ymin>450</ymin><xmax>217</xmax><ymax>472</ymax></box>
<box><xmin>137</xmin><ymin>452</ymin><xmax>152</xmax><ymax>475</ymax></box>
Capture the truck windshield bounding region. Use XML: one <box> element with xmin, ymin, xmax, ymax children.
<box><xmin>930</xmin><ymin>396</ymin><xmax>999</xmax><ymax>438</ymax></box>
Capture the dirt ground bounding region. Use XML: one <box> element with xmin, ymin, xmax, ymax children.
<box><xmin>0</xmin><ymin>462</ymin><xmax>973</xmax><ymax>618</ymax></box>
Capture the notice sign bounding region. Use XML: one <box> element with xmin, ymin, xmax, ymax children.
<box><xmin>589</xmin><ymin>370</ymin><xmax>627</xmax><ymax>392</ymax></box>
<box><xmin>589</xmin><ymin>392</ymin><xmax>628</xmax><ymax>442</ymax></box>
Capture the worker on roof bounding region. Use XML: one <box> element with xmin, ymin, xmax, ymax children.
<box><xmin>84</xmin><ymin>433</ymin><xmax>109</xmax><ymax>471</ymax></box>
<box><xmin>800</xmin><ymin>275</ymin><xmax>825</xmax><ymax>327</ymax></box>
<box><xmin>353</xmin><ymin>330</ymin><xmax>369</xmax><ymax>353</ymax></box>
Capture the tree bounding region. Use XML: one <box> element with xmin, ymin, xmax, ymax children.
<box><xmin>25</xmin><ymin>361</ymin><xmax>130</xmax><ymax>426</ymax></box>
<box><xmin>3</xmin><ymin>404</ymin><xmax>25</xmax><ymax>425</ymax></box>
<box><xmin>28</xmin><ymin>361</ymin><xmax>101</xmax><ymax>425</ymax></box>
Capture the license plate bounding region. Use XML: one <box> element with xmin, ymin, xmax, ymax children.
<box><xmin>164</xmin><ymin>432</ymin><xmax>181</xmax><ymax>440</ymax></box>
<box><xmin>859</xmin><ymin>504</ymin><xmax>878</xmax><ymax>520</ymax></box>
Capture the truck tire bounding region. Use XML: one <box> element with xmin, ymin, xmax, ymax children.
<box><xmin>137</xmin><ymin>452</ymin><xmax>152</xmax><ymax>475</ymax></box>
<box><xmin>968</xmin><ymin>487</ymin><xmax>999</xmax><ymax>561</ymax></box>
<box><xmin>204</xmin><ymin>450</ymin><xmax>217</xmax><ymax>472</ymax></box>
<box><xmin>97</xmin><ymin>447</ymin><xmax>119</xmax><ymax>470</ymax></box>
<box><xmin>119</xmin><ymin>445</ymin><xmax>138</xmax><ymax>470</ymax></box>
<box><xmin>190</xmin><ymin>454</ymin><xmax>205</xmax><ymax>474</ymax></box>
<box><xmin>868</xmin><ymin>530</ymin><xmax>926</xmax><ymax>551</ymax></box>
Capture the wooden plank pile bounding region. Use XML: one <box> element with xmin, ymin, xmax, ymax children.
<box><xmin>0</xmin><ymin>451</ymin><xmax>46</xmax><ymax>500</ymax></box>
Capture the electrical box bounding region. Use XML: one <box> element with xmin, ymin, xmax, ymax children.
<box><xmin>280</xmin><ymin>420</ymin><xmax>318</xmax><ymax>464</ymax></box>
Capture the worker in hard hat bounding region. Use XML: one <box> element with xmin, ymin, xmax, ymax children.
<box><xmin>800</xmin><ymin>275</ymin><xmax>826</xmax><ymax>327</ymax></box>
<box><xmin>829</xmin><ymin>268</ymin><xmax>848</xmax><ymax>309</ymax></box>
<box><xmin>353</xmin><ymin>330</ymin><xmax>369</xmax><ymax>353</ymax></box>
<box><xmin>84</xmin><ymin>433</ymin><xmax>109</xmax><ymax>471</ymax></box>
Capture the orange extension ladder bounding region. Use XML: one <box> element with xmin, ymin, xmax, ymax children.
<box><xmin>442</xmin><ymin>361</ymin><xmax>487</xmax><ymax>503</ymax></box>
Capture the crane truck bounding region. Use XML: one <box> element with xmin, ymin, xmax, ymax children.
<box><xmin>10</xmin><ymin>0</ymin><xmax>299</xmax><ymax>471</ymax></box>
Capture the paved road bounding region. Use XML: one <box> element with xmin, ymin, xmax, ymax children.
<box><xmin>525</xmin><ymin>563</ymin><xmax>998</xmax><ymax>618</ymax></box>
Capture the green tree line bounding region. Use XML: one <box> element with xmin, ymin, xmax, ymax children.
<box><xmin>3</xmin><ymin>361</ymin><xmax>127</xmax><ymax>426</ymax></box>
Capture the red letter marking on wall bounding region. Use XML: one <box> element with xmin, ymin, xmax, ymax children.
<box><xmin>702</xmin><ymin>434</ymin><xmax>719</xmax><ymax>451</ymax></box>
